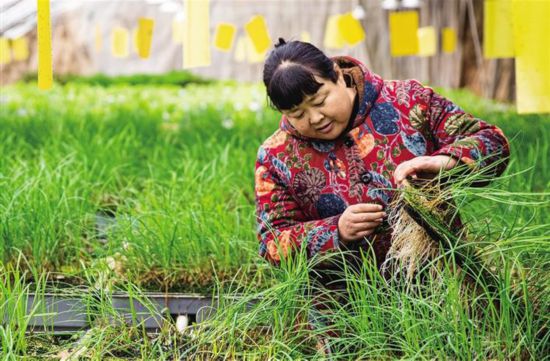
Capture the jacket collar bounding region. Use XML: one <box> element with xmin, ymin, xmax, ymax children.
<box><xmin>279</xmin><ymin>55</ymin><xmax>383</xmax><ymax>142</ymax></box>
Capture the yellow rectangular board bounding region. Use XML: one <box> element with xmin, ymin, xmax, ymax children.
<box><xmin>12</xmin><ymin>37</ymin><xmax>30</xmax><ymax>61</ymax></box>
<box><xmin>417</xmin><ymin>26</ymin><xmax>436</xmax><ymax>56</ymax></box>
<box><xmin>324</xmin><ymin>15</ymin><xmax>346</xmax><ymax>49</ymax></box>
<box><xmin>112</xmin><ymin>27</ymin><xmax>129</xmax><ymax>58</ymax></box>
<box><xmin>214</xmin><ymin>23</ymin><xmax>236</xmax><ymax>51</ymax></box>
<box><xmin>338</xmin><ymin>13</ymin><xmax>366</xmax><ymax>46</ymax></box>
<box><xmin>512</xmin><ymin>0</ymin><xmax>550</xmax><ymax>113</ymax></box>
<box><xmin>389</xmin><ymin>11</ymin><xmax>419</xmax><ymax>56</ymax></box>
<box><xmin>244</xmin><ymin>15</ymin><xmax>271</xmax><ymax>54</ymax></box>
<box><xmin>95</xmin><ymin>25</ymin><xmax>102</xmax><ymax>53</ymax></box>
<box><xmin>132</xmin><ymin>28</ymin><xmax>139</xmax><ymax>54</ymax></box>
<box><xmin>172</xmin><ymin>20</ymin><xmax>185</xmax><ymax>44</ymax></box>
<box><xmin>0</xmin><ymin>37</ymin><xmax>11</xmax><ymax>65</ymax></box>
<box><xmin>484</xmin><ymin>0</ymin><xmax>515</xmax><ymax>58</ymax></box>
<box><xmin>246</xmin><ymin>34</ymin><xmax>266</xmax><ymax>63</ymax></box>
<box><xmin>300</xmin><ymin>31</ymin><xmax>312</xmax><ymax>43</ymax></box>
<box><xmin>183</xmin><ymin>0</ymin><xmax>211</xmax><ymax>68</ymax></box>
<box><xmin>233</xmin><ymin>35</ymin><xmax>246</xmax><ymax>62</ymax></box>
<box><xmin>37</xmin><ymin>0</ymin><xmax>53</xmax><ymax>89</ymax></box>
<box><xmin>442</xmin><ymin>27</ymin><xmax>457</xmax><ymax>53</ymax></box>
<box><xmin>137</xmin><ymin>18</ymin><xmax>154</xmax><ymax>59</ymax></box>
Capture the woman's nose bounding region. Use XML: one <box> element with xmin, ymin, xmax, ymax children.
<box><xmin>309</xmin><ymin>110</ymin><xmax>325</xmax><ymax>125</ymax></box>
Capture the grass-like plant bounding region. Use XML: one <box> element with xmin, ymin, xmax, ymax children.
<box><xmin>0</xmin><ymin>81</ymin><xmax>548</xmax><ymax>359</ymax></box>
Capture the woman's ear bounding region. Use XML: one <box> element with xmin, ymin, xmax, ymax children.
<box><xmin>333</xmin><ymin>62</ymin><xmax>341</xmax><ymax>76</ymax></box>
<box><xmin>333</xmin><ymin>63</ymin><xmax>346</xmax><ymax>86</ymax></box>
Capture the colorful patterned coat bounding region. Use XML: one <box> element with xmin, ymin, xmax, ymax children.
<box><xmin>254</xmin><ymin>55</ymin><xmax>510</xmax><ymax>269</ymax></box>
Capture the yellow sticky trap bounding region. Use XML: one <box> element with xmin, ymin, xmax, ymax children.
<box><xmin>442</xmin><ymin>27</ymin><xmax>457</xmax><ymax>54</ymax></box>
<box><xmin>324</xmin><ymin>15</ymin><xmax>346</xmax><ymax>49</ymax></box>
<box><xmin>95</xmin><ymin>25</ymin><xmax>102</xmax><ymax>53</ymax></box>
<box><xmin>183</xmin><ymin>0</ymin><xmax>211</xmax><ymax>68</ymax></box>
<box><xmin>0</xmin><ymin>38</ymin><xmax>11</xmax><ymax>65</ymax></box>
<box><xmin>484</xmin><ymin>0</ymin><xmax>514</xmax><ymax>58</ymax></box>
<box><xmin>513</xmin><ymin>0</ymin><xmax>550</xmax><ymax>114</ymax></box>
<box><xmin>417</xmin><ymin>26</ymin><xmax>436</xmax><ymax>56</ymax></box>
<box><xmin>213</xmin><ymin>23</ymin><xmax>236</xmax><ymax>52</ymax></box>
<box><xmin>37</xmin><ymin>0</ymin><xmax>53</xmax><ymax>89</ymax></box>
<box><xmin>137</xmin><ymin>18</ymin><xmax>154</xmax><ymax>59</ymax></box>
<box><xmin>172</xmin><ymin>20</ymin><xmax>185</xmax><ymax>45</ymax></box>
<box><xmin>244</xmin><ymin>15</ymin><xmax>271</xmax><ymax>54</ymax></box>
<box><xmin>246</xmin><ymin>35</ymin><xmax>266</xmax><ymax>63</ymax></box>
<box><xmin>300</xmin><ymin>31</ymin><xmax>312</xmax><ymax>43</ymax></box>
<box><xmin>389</xmin><ymin>11</ymin><xmax>419</xmax><ymax>56</ymax></box>
<box><xmin>338</xmin><ymin>13</ymin><xmax>366</xmax><ymax>46</ymax></box>
<box><xmin>233</xmin><ymin>36</ymin><xmax>246</xmax><ymax>62</ymax></box>
<box><xmin>12</xmin><ymin>37</ymin><xmax>29</xmax><ymax>61</ymax></box>
<box><xmin>132</xmin><ymin>28</ymin><xmax>139</xmax><ymax>54</ymax></box>
<box><xmin>112</xmin><ymin>27</ymin><xmax>129</xmax><ymax>58</ymax></box>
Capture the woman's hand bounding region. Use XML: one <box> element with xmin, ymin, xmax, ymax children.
<box><xmin>337</xmin><ymin>203</ymin><xmax>386</xmax><ymax>244</ymax></box>
<box><xmin>393</xmin><ymin>155</ymin><xmax>458</xmax><ymax>187</ymax></box>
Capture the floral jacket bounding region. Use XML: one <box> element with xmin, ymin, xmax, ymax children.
<box><xmin>254</xmin><ymin>55</ymin><xmax>510</xmax><ymax>268</ymax></box>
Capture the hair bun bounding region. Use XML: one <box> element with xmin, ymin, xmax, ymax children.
<box><xmin>275</xmin><ymin>37</ymin><xmax>287</xmax><ymax>48</ymax></box>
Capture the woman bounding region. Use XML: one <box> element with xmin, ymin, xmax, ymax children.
<box><xmin>255</xmin><ymin>38</ymin><xmax>510</xmax><ymax>353</ymax></box>
<box><xmin>256</xmin><ymin>38</ymin><xmax>509</xmax><ymax>267</ymax></box>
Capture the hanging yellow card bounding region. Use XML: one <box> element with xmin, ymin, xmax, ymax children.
<box><xmin>300</xmin><ymin>31</ymin><xmax>312</xmax><ymax>43</ymax></box>
<box><xmin>95</xmin><ymin>25</ymin><xmax>102</xmax><ymax>53</ymax></box>
<box><xmin>244</xmin><ymin>15</ymin><xmax>271</xmax><ymax>54</ymax></box>
<box><xmin>112</xmin><ymin>27</ymin><xmax>129</xmax><ymax>58</ymax></box>
<box><xmin>442</xmin><ymin>27</ymin><xmax>457</xmax><ymax>53</ymax></box>
<box><xmin>484</xmin><ymin>0</ymin><xmax>514</xmax><ymax>58</ymax></box>
<box><xmin>338</xmin><ymin>13</ymin><xmax>365</xmax><ymax>46</ymax></box>
<box><xmin>214</xmin><ymin>23</ymin><xmax>236</xmax><ymax>52</ymax></box>
<box><xmin>12</xmin><ymin>37</ymin><xmax>29</xmax><ymax>61</ymax></box>
<box><xmin>132</xmin><ymin>28</ymin><xmax>139</xmax><ymax>54</ymax></box>
<box><xmin>183</xmin><ymin>0</ymin><xmax>211</xmax><ymax>68</ymax></box>
<box><xmin>233</xmin><ymin>35</ymin><xmax>246</xmax><ymax>62</ymax></box>
<box><xmin>512</xmin><ymin>0</ymin><xmax>550</xmax><ymax>113</ymax></box>
<box><xmin>172</xmin><ymin>20</ymin><xmax>185</xmax><ymax>44</ymax></box>
<box><xmin>389</xmin><ymin>11</ymin><xmax>419</xmax><ymax>56</ymax></box>
<box><xmin>417</xmin><ymin>26</ymin><xmax>436</xmax><ymax>56</ymax></box>
<box><xmin>37</xmin><ymin>0</ymin><xmax>53</xmax><ymax>89</ymax></box>
<box><xmin>0</xmin><ymin>38</ymin><xmax>11</xmax><ymax>65</ymax></box>
<box><xmin>137</xmin><ymin>18</ymin><xmax>154</xmax><ymax>59</ymax></box>
<box><xmin>246</xmin><ymin>35</ymin><xmax>266</xmax><ymax>63</ymax></box>
<box><xmin>324</xmin><ymin>15</ymin><xmax>346</xmax><ymax>49</ymax></box>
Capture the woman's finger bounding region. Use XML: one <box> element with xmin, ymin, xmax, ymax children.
<box><xmin>394</xmin><ymin>156</ymin><xmax>458</xmax><ymax>187</ymax></box>
<box><xmin>349</xmin><ymin>211</ymin><xmax>386</xmax><ymax>223</ymax></box>
<box><xmin>394</xmin><ymin>162</ymin><xmax>417</xmax><ymax>184</ymax></box>
<box><xmin>350</xmin><ymin>221</ymin><xmax>382</xmax><ymax>232</ymax></box>
<box><xmin>350</xmin><ymin>203</ymin><xmax>383</xmax><ymax>213</ymax></box>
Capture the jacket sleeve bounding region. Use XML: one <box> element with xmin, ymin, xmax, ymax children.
<box><xmin>410</xmin><ymin>80</ymin><xmax>511</xmax><ymax>186</ymax></box>
<box><xmin>255</xmin><ymin>146</ymin><xmax>342</xmax><ymax>266</ymax></box>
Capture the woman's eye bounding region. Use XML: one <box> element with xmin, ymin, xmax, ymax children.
<box><xmin>295</xmin><ymin>113</ymin><xmax>304</xmax><ymax>119</ymax></box>
<box><xmin>314</xmin><ymin>100</ymin><xmax>325</xmax><ymax>107</ymax></box>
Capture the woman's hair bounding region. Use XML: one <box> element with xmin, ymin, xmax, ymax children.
<box><xmin>263</xmin><ymin>38</ymin><xmax>338</xmax><ymax>112</ymax></box>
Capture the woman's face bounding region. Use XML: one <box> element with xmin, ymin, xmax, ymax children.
<box><xmin>282</xmin><ymin>64</ymin><xmax>357</xmax><ymax>141</ymax></box>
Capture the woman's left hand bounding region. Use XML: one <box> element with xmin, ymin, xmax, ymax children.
<box><xmin>393</xmin><ymin>155</ymin><xmax>458</xmax><ymax>187</ymax></box>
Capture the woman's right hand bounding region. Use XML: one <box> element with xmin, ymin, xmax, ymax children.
<box><xmin>337</xmin><ymin>203</ymin><xmax>386</xmax><ymax>244</ymax></box>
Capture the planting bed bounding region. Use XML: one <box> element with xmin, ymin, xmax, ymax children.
<box><xmin>1</xmin><ymin>80</ymin><xmax>549</xmax><ymax>359</ymax></box>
